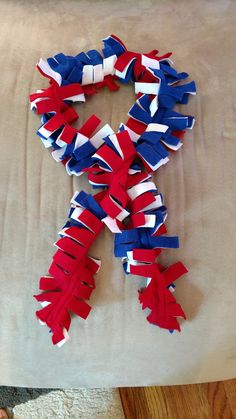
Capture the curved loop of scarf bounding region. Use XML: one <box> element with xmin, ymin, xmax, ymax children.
<box><xmin>29</xmin><ymin>34</ymin><xmax>196</xmax><ymax>345</ymax></box>
<box><xmin>29</xmin><ymin>34</ymin><xmax>196</xmax><ymax>177</ymax></box>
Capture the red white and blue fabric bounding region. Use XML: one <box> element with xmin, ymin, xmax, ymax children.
<box><xmin>30</xmin><ymin>34</ymin><xmax>196</xmax><ymax>346</ymax></box>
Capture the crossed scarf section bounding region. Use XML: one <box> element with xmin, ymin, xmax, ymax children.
<box><xmin>34</xmin><ymin>129</ymin><xmax>188</xmax><ymax>345</ymax></box>
<box><xmin>29</xmin><ymin>34</ymin><xmax>196</xmax><ymax>345</ymax></box>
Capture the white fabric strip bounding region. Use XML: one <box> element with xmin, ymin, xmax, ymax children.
<box><xmin>127</xmin><ymin>181</ymin><xmax>157</xmax><ymax>200</ymax></box>
<box><xmin>161</xmin><ymin>139</ymin><xmax>182</xmax><ymax>151</ymax></box>
<box><xmin>138</xmin><ymin>154</ymin><xmax>169</xmax><ymax>171</ymax></box>
<box><xmin>115</xmin><ymin>57</ymin><xmax>136</xmax><ymax>79</ymax></box>
<box><xmin>108</xmin><ymin>196</ymin><xmax>130</xmax><ymax>221</ymax></box>
<box><xmin>145</xmin><ymin>123</ymin><xmax>169</xmax><ymax>133</ymax></box>
<box><xmin>65</xmin><ymin>162</ymin><xmax>83</xmax><ymax>177</ymax></box>
<box><xmin>70</xmin><ymin>207</ymin><xmax>95</xmax><ymax>231</ymax></box>
<box><xmin>57</xmin><ymin>328</ymin><xmax>70</xmax><ymax>348</ymax></box>
<box><xmin>81</xmin><ymin>65</ymin><xmax>94</xmax><ymax>85</ymax></box>
<box><xmin>116</xmin><ymin>207</ymin><xmax>130</xmax><ymax>222</ymax></box>
<box><xmin>55</xmin><ymin>139</ymin><xmax>67</xmax><ymax>147</ymax></box>
<box><xmin>141</xmin><ymin>54</ymin><xmax>160</xmax><ymax>70</ymax></box>
<box><xmin>89</xmin><ymin>124</ymin><xmax>114</xmax><ymax>149</ymax></box>
<box><xmin>70</xmin><ymin>207</ymin><xmax>84</xmax><ymax>220</ymax></box>
<box><xmin>118</xmin><ymin>123</ymin><xmax>140</xmax><ymax>142</ymax></box>
<box><xmin>103</xmin><ymin>55</ymin><xmax>117</xmax><ymax>76</ymax></box>
<box><xmin>140</xmin><ymin>194</ymin><xmax>163</xmax><ymax>212</ymax></box>
<box><xmin>92</xmin><ymin>152</ymin><xmax>112</xmax><ymax>171</ymax></box>
<box><xmin>135</xmin><ymin>82</ymin><xmax>160</xmax><ymax>95</ymax></box>
<box><xmin>58</xmin><ymin>227</ymin><xmax>85</xmax><ymax>246</ymax></box>
<box><xmin>189</xmin><ymin>118</ymin><xmax>195</xmax><ymax>129</ymax></box>
<box><xmin>38</xmin><ymin>58</ymin><xmax>62</xmax><ymax>85</ymax></box>
<box><xmin>102</xmin><ymin>216</ymin><xmax>122</xmax><ymax>233</ymax></box>
<box><xmin>159</xmin><ymin>57</ymin><xmax>173</xmax><ymax>65</ymax></box>
<box><xmin>41</xmin><ymin>137</ymin><xmax>54</xmax><ymax>148</ymax></box>
<box><xmin>146</xmin><ymin>277</ymin><xmax>152</xmax><ymax>286</ymax></box>
<box><xmin>74</xmin><ymin>132</ymin><xmax>89</xmax><ymax>149</ymax></box>
<box><xmin>93</xmin><ymin>64</ymin><xmax>104</xmax><ymax>83</ymax></box>
<box><xmin>126</xmin><ymin>260</ymin><xmax>152</xmax><ymax>274</ymax></box>
<box><xmin>30</xmin><ymin>96</ymin><xmax>47</xmax><ymax>110</ymax></box>
<box><xmin>137</xmin><ymin>214</ymin><xmax>156</xmax><ymax>228</ymax></box>
<box><xmin>88</xmin><ymin>180</ymin><xmax>108</xmax><ymax>187</ymax></box>
<box><xmin>126</xmin><ymin>250</ymin><xmax>154</xmax><ymax>264</ymax></box>
<box><xmin>149</xmin><ymin>96</ymin><xmax>158</xmax><ymax>117</ymax></box>
<box><xmin>51</xmin><ymin>146</ymin><xmax>67</xmax><ymax>161</ymax></box>
<box><xmin>56</xmin><ymin>130</ymin><xmax>69</xmax><ymax>147</ymax></box>
<box><xmin>128</xmin><ymin>168</ymin><xmax>141</xmax><ymax>174</ymax></box>
<box><xmin>38</xmin><ymin>124</ymin><xmax>57</xmax><ymax>139</ymax></box>
<box><xmin>108</xmin><ymin>133</ymin><xmax>124</xmax><ymax>158</ymax></box>
<box><xmin>70</xmin><ymin>191</ymin><xmax>82</xmax><ymax>206</ymax></box>
<box><xmin>40</xmin><ymin>301</ymin><xmax>51</xmax><ymax>308</ymax></box>
<box><xmin>66</xmin><ymin>93</ymin><xmax>85</xmax><ymax>102</ymax></box>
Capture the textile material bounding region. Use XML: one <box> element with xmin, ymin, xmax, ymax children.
<box><xmin>0</xmin><ymin>388</ymin><xmax>124</xmax><ymax>418</ymax></box>
<box><xmin>29</xmin><ymin>37</ymin><xmax>196</xmax><ymax>345</ymax></box>
<box><xmin>0</xmin><ymin>0</ymin><xmax>236</xmax><ymax>387</ymax></box>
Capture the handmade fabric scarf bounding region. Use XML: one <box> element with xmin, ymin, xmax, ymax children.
<box><xmin>29</xmin><ymin>34</ymin><xmax>196</xmax><ymax>346</ymax></box>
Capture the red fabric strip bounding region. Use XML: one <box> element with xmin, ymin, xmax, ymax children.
<box><xmin>78</xmin><ymin>114</ymin><xmax>101</xmax><ymax>137</ymax></box>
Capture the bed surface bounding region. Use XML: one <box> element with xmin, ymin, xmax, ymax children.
<box><xmin>0</xmin><ymin>0</ymin><xmax>236</xmax><ymax>388</ymax></box>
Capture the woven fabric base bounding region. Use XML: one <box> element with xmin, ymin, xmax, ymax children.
<box><xmin>0</xmin><ymin>387</ymin><xmax>124</xmax><ymax>419</ymax></box>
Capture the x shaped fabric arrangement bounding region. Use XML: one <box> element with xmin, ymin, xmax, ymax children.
<box><xmin>29</xmin><ymin>34</ymin><xmax>196</xmax><ymax>346</ymax></box>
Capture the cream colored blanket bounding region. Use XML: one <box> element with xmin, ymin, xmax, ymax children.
<box><xmin>0</xmin><ymin>0</ymin><xmax>236</xmax><ymax>387</ymax></box>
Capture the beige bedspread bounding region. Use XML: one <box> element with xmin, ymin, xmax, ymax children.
<box><xmin>0</xmin><ymin>0</ymin><xmax>236</xmax><ymax>388</ymax></box>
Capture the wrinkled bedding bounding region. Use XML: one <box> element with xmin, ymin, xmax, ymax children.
<box><xmin>0</xmin><ymin>0</ymin><xmax>236</xmax><ymax>387</ymax></box>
